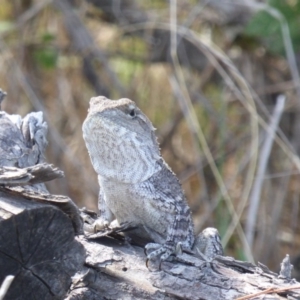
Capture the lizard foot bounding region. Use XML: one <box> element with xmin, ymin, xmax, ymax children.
<box><xmin>145</xmin><ymin>243</ymin><xmax>173</xmax><ymax>261</ymax></box>
<box><xmin>145</xmin><ymin>242</ymin><xmax>184</xmax><ymax>269</ymax></box>
<box><xmin>80</xmin><ymin>208</ymin><xmax>114</xmax><ymax>234</ymax></box>
<box><xmin>84</xmin><ymin>218</ymin><xmax>110</xmax><ymax>233</ymax></box>
<box><xmin>145</xmin><ymin>243</ymin><xmax>172</xmax><ymax>270</ymax></box>
<box><xmin>193</xmin><ymin>227</ymin><xmax>223</xmax><ymax>261</ymax></box>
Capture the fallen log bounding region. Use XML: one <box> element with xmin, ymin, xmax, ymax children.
<box><xmin>64</xmin><ymin>234</ymin><xmax>300</xmax><ymax>300</ymax></box>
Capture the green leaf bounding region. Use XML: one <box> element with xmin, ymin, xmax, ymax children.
<box><xmin>41</xmin><ymin>32</ymin><xmax>56</xmax><ymax>43</ymax></box>
<box><xmin>34</xmin><ymin>48</ymin><xmax>57</xmax><ymax>70</ymax></box>
<box><xmin>244</xmin><ymin>0</ymin><xmax>300</xmax><ymax>55</ymax></box>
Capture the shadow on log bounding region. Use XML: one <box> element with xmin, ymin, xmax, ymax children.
<box><xmin>0</xmin><ymin>192</ymin><xmax>85</xmax><ymax>299</ymax></box>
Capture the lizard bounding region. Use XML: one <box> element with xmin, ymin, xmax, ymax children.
<box><xmin>82</xmin><ymin>96</ymin><xmax>223</xmax><ymax>262</ymax></box>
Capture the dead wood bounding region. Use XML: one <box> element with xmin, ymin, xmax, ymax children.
<box><xmin>64</xmin><ymin>234</ymin><xmax>300</xmax><ymax>300</ymax></box>
<box><xmin>0</xmin><ymin>191</ymin><xmax>85</xmax><ymax>300</ymax></box>
<box><xmin>0</xmin><ymin>94</ymin><xmax>84</xmax><ymax>299</ymax></box>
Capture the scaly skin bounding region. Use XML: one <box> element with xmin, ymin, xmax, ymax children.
<box><xmin>82</xmin><ymin>96</ymin><xmax>222</xmax><ymax>261</ymax></box>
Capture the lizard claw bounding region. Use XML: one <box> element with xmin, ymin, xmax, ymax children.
<box><xmin>145</xmin><ymin>242</ymin><xmax>182</xmax><ymax>261</ymax></box>
<box><xmin>145</xmin><ymin>258</ymin><xmax>150</xmax><ymax>269</ymax></box>
<box><xmin>145</xmin><ymin>242</ymin><xmax>185</xmax><ymax>271</ymax></box>
<box><xmin>144</xmin><ymin>243</ymin><xmax>161</xmax><ymax>255</ymax></box>
<box><xmin>145</xmin><ymin>243</ymin><xmax>170</xmax><ymax>260</ymax></box>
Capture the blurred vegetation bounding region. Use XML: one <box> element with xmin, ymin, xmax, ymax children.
<box><xmin>1</xmin><ymin>0</ymin><xmax>300</xmax><ymax>275</ymax></box>
<box><xmin>245</xmin><ymin>0</ymin><xmax>300</xmax><ymax>55</ymax></box>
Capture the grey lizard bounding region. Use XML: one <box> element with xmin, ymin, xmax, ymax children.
<box><xmin>82</xmin><ymin>96</ymin><xmax>223</xmax><ymax>261</ymax></box>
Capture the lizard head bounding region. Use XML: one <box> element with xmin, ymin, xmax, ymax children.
<box><xmin>82</xmin><ymin>96</ymin><xmax>161</xmax><ymax>183</ymax></box>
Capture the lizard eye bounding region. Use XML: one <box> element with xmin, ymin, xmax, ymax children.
<box><xmin>129</xmin><ymin>108</ymin><xmax>136</xmax><ymax>118</ymax></box>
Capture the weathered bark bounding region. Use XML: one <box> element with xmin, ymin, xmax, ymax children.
<box><xmin>63</xmin><ymin>235</ymin><xmax>300</xmax><ymax>300</ymax></box>
<box><xmin>0</xmin><ymin>184</ymin><xmax>83</xmax><ymax>236</ymax></box>
<box><xmin>0</xmin><ymin>164</ymin><xmax>63</xmax><ymax>186</ymax></box>
<box><xmin>0</xmin><ymin>92</ymin><xmax>85</xmax><ymax>299</ymax></box>
<box><xmin>0</xmin><ymin>191</ymin><xmax>85</xmax><ymax>300</ymax></box>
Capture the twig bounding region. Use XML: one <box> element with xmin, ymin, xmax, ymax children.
<box><xmin>197</xmin><ymin>140</ymin><xmax>256</xmax><ymax>231</ymax></box>
<box><xmin>160</xmin><ymin>65</ymin><xmax>215</xmax><ymax>150</ymax></box>
<box><xmin>236</xmin><ymin>284</ymin><xmax>300</xmax><ymax>300</ymax></box>
<box><xmin>0</xmin><ymin>275</ymin><xmax>14</xmax><ymax>300</ymax></box>
<box><xmin>169</xmin><ymin>75</ymin><xmax>209</xmax><ymax>209</ymax></box>
<box><xmin>256</xmin><ymin>80</ymin><xmax>300</xmax><ymax>96</ymax></box>
<box><xmin>246</xmin><ymin>95</ymin><xmax>285</xmax><ymax>247</ymax></box>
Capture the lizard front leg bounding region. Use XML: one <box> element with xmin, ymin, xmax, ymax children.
<box><xmin>94</xmin><ymin>185</ymin><xmax>115</xmax><ymax>230</ymax></box>
<box><xmin>83</xmin><ymin>183</ymin><xmax>115</xmax><ymax>233</ymax></box>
